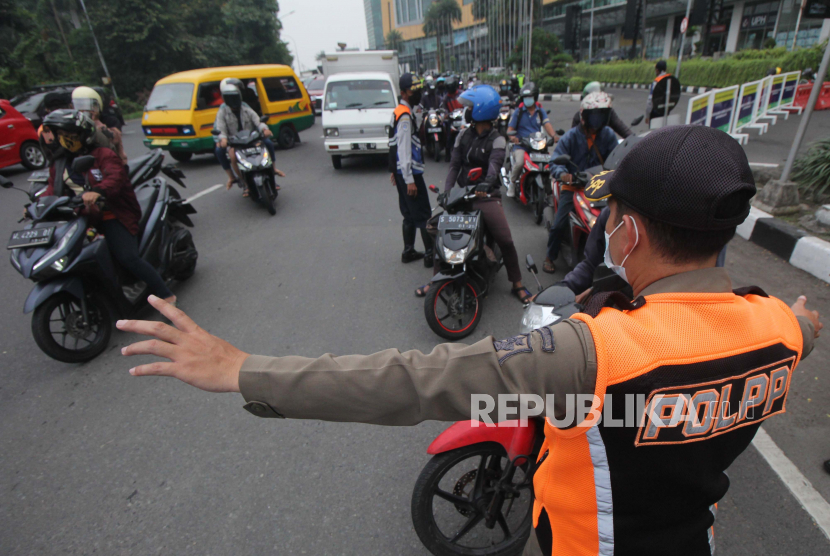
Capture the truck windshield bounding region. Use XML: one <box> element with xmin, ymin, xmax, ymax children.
<box><xmin>324</xmin><ymin>80</ymin><xmax>395</xmax><ymax>111</ymax></box>
<box><xmin>145</xmin><ymin>83</ymin><xmax>195</xmax><ymax>111</ymax></box>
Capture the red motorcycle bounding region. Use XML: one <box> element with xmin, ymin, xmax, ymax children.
<box><xmin>500</xmin><ymin>132</ymin><xmax>552</xmax><ymax>226</ymax></box>
<box><xmin>411</xmin><ymin>419</ymin><xmax>544</xmax><ymax>556</ymax></box>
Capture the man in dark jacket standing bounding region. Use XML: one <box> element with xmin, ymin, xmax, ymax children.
<box><xmin>389</xmin><ymin>74</ymin><xmax>433</xmax><ymax>266</ymax></box>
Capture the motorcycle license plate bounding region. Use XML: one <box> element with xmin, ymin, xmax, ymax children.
<box><xmin>530</xmin><ymin>153</ymin><xmax>549</xmax><ymax>163</ymax></box>
<box><xmin>351</xmin><ymin>143</ymin><xmax>376</xmax><ymax>151</ymax></box>
<box><xmin>7</xmin><ymin>227</ymin><xmax>54</xmax><ymax>249</ymax></box>
<box><xmin>428</xmin><ymin>127</ymin><xmax>442</xmax><ymax>133</ymax></box>
<box><xmin>151</xmin><ymin>139</ymin><xmax>171</xmax><ymax>146</ymax></box>
<box><xmin>438</xmin><ymin>214</ymin><xmax>478</xmax><ymax>231</ymax></box>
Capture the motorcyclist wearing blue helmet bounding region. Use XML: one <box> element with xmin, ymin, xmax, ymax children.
<box><xmin>415</xmin><ymin>85</ymin><xmax>531</xmax><ymax>303</ymax></box>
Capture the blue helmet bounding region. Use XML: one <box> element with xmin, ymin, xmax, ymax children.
<box><xmin>459</xmin><ymin>84</ymin><xmax>501</xmax><ymax>122</ymax></box>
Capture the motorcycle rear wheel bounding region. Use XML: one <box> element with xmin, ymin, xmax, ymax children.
<box><xmin>411</xmin><ymin>443</ymin><xmax>533</xmax><ymax>556</ymax></box>
<box><xmin>32</xmin><ymin>292</ymin><xmax>111</xmax><ymax>363</ymax></box>
<box><xmin>425</xmin><ymin>280</ymin><xmax>482</xmax><ymax>340</ymax></box>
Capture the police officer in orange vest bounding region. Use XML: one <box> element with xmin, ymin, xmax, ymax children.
<box><xmin>389</xmin><ymin>73</ymin><xmax>434</xmax><ymax>266</ymax></box>
<box><xmin>646</xmin><ymin>60</ymin><xmax>671</xmax><ymax>125</ymax></box>
<box><xmin>119</xmin><ymin>126</ymin><xmax>822</xmax><ymax>556</ymax></box>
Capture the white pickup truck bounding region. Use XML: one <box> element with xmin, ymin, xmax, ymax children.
<box><xmin>321</xmin><ymin>51</ymin><xmax>400</xmax><ymax>170</ymax></box>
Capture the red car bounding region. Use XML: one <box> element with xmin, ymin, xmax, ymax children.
<box><xmin>0</xmin><ymin>99</ymin><xmax>46</xmax><ymax>170</ymax></box>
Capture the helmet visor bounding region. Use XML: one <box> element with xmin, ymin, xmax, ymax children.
<box><xmin>72</xmin><ymin>97</ymin><xmax>100</xmax><ymax>114</ymax></box>
<box><xmin>582</xmin><ymin>108</ymin><xmax>611</xmax><ymax>131</ymax></box>
<box><xmin>223</xmin><ymin>91</ymin><xmax>242</xmax><ymax>110</ymax></box>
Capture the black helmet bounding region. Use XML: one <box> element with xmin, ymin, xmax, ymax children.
<box><xmin>520</xmin><ymin>82</ymin><xmax>539</xmax><ymax>104</ymax></box>
<box><xmin>43</xmin><ymin>109</ymin><xmax>96</xmax><ymax>152</ymax></box>
<box><xmin>446</xmin><ymin>76</ymin><xmax>459</xmax><ymax>94</ymax></box>
<box><xmin>220</xmin><ymin>78</ymin><xmax>244</xmax><ymax>111</ymax></box>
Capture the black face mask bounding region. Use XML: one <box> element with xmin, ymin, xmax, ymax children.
<box><xmin>408</xmin><ymin>90</ymin><xmax>422</xmax><ymax>106</ymax></box>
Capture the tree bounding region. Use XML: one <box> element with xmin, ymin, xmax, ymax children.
<box><xmin>508</xmin><ymin>28</ymin><xmax>564</xmax><ymax>70</ymax></box>
<box><xmin>424</xmin><ymin>0</ymin><xmax>462</xmax><ymax>72</ymax></box>
<box><xmin>385</xmin><ymin>29</ymin><xmax>403</xmax><ymax>52</ymax></box>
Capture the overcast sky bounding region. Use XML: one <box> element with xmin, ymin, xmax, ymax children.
<box><xmin>279</xmin><ymin>0</ymin><xmax>370</xmax><ymax>73</ymax></box>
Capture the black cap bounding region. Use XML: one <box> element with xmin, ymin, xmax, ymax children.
<box><xmin>400</xmin><ymin>73</ymin><xmax>422</xmax><ymax>92</ymax></box>
<box><xmin>656</xmin><ymin>60</ymin><xmax>667</xmax><ymax>72</ymax></box>
<box><xmin>584</xmin><ymin>126</ymin><xmax>756</xmax><ymax>231</ymax></box>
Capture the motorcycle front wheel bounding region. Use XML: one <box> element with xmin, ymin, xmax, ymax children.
<box><xmin>425</xmin><ymin>279</ymin><xmax>482</xmax><ymax>340</ymax></box>
<box><xmin>411</xmin><ymin>443</ymin><xmax>533</xmax><ymax>556</ymax></box>
<box><xmin>32</xmin><ymin>292</ymin><xmax>111</xmax><ymax>363</ymax></box>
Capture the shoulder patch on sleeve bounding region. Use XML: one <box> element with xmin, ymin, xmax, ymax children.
<box><xmin>538</xmin><ymin>326</ymin><xmax>556</xmax><ymax>352</ymax></box>
<box><xmin>493</xmin><ymin>333</ymin><xmax>532</xmax><ymax>364</ymax></box>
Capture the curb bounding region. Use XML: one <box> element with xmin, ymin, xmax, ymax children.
<box><xmin>601</xmin><ymin>82</ymin><xmax>711</xmax><ymax>94</ymax></box>
<box><xmin>539</xmin><ymin>93</ymin><xmax>581</xmax><ymax>101</ymax></box>
<box><xmin>737</xmin><ymin>207</ymin><xmax>830</xmax><ymax>284</ymax></box>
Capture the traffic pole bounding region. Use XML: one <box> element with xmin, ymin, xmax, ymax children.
<box><xmin>781</xmin><ymin>39</ymin><xmax>830</xmax><ymax>182</ymax></box>
<box><xmin>675</xmin><ymin>0</ymin><xmax>692</xmax><ymax>79</ymax></box>
<box><xmin>77</xmin><ymin>0</ymin><xmax>118</xmax><ymax>100</ymax></box>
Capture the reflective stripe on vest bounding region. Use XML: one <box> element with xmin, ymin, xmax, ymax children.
<box><xmin>532</xmin><ymin>291</ymin><xmax>803</xmax><ymax>556</ymax></box>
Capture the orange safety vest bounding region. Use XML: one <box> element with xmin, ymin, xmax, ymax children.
<box><xmin>655</xmin><ymin>72</ymin><xmax>672</xmax><ymax>84</ymax></box>
<box><xmin>532</xmin><ymin>289</ymin><xmax>803</xmax><ymax>555</ymax></box>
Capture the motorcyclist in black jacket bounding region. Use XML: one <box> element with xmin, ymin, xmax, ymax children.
<box><xmin>570</xmin><ymin>82</ymin><xmax>633</xmax><ymax>138</ymax></box>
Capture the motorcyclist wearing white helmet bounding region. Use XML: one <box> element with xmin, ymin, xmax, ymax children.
<box><xmin>72</xmin><ymin>86</ymin><xmax>128</xmax><ymax>164</ymax></box>
<box><xmin>213</xmin><ymin>78</ymin><xmax>285</xmax><ymax>195</ymax></box>
<box><xmin>543</xmin><ymin>91</ymin><xmax>618</xmax><ymax>274</ymax></box>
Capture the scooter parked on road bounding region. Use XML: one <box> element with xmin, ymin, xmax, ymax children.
<box><xmin>424</xmin><ymin>169</ymin><xmax>503</xmax><ymax>340</ymax></box>
<box><xmin>2</xmin><ymin>155</ymin><xmax>197</xmax><ymax>363</ymax></box>
<box><xmin>213</xmin><ymin>115</ymin><xmax>281</xmax><ymax>215</ymax></box>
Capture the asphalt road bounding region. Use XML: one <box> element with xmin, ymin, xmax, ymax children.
<box><xmin>1</xmin><ymin>90</ymin><xmax>828</xmax><ymax>555</ymax></box>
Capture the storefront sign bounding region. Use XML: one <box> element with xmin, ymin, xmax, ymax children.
<box><xmin>780</xmin><ymin>71</ymin><xmax>801</xmax><ymax>106</ymax></box>
<box><xmin>741</xmin><ymin>13</ymin><xmax>771</xmax><ymax>29</ymax></box>
<box><xmin>711</xmin><ymin>86</ymin><xmax>739</xmax><ymax>132</ymax></box>
<box><xmin>735</xmin><ymin>81</ymin><xmax>760</xmax><ymax>129</ymax></box>
<box><xmin>686</xmin><ymin>92</ymin><xmax>712</xmax><ymax>126</ymax></box>
<box><xmin>768</xmin><ymin>75</ymin><xmax>786</xmax><ymax>110</ymax></box>
<box><xmin>710</xmin><ymin>24</ymin><xmax>727</xmax><ymax>34</ymax></box>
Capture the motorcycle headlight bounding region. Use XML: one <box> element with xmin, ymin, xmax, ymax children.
<box><xmin>442</xmin><ymin>245</ymin><xmax>469</xmax><ymax>265</ymax></box>
<box><xmin>33</xmin><ymin>221</ymin><xmax>79</xmax><ymax>273</ymax></box>
<box><xmin>235</xmin><ymin>150</ymin><xmax>253</xmax><ymax>170</ymax></box>
<box><xmin>519</xmin><ymin>303</ymin><xmax>561</xmax><ymax>334</ymax></box>
<box><xmin>530</xmin><ymin>138</ymin><xmax>547</xmax><ymax>150</ymax></box>
<box><xmin>429</xmin><ymin>115</ymin><xmax>440</xmax><ymax>126</ymax></box>
<box><xmin>576</xmin><ymin>195</ymin><xmax>597</xmax><ymax>228</ymax></box>
<box><xmin>499</xmin><ymin>111</ymin><xmax>510</xmax><ymax>120</ymax></box>
<box><xmin>325</xmin><ymin>127</ymin><xmax>340</xmax><ymax>137</ymax></box>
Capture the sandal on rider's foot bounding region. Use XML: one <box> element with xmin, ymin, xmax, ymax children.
<box><xmin>242</xmin><ymin>188</ymin><xmax>250</xmax><ymax>198</ymax></box>
<box><xmin>415</xmin><ymin>284</ymin><xmax>431</xmax><ymax>297</ymax></box>
<box><xmin>542</xmin><ymin>259</ymin><xmax>556</xmax><ymax>274</ymax></box>
<box><xmin>512</xmin><ymin>286</ymin><xmax>533</xmax><ymax>304</ymax></box>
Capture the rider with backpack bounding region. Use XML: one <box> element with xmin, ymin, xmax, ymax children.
<box><xmin>505</xmin><ymin>82</ymin><xmax>558</xmax><ymax>198</ymax></box>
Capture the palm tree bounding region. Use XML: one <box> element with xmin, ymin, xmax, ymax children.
<box><xmin>385</xmin><ymin>30</ymin><xmax>404</xmax><ymax>52</ymax></box>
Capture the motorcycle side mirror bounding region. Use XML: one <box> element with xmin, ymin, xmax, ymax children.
<box><xmin>71</xmin><ymin>155</ymin><xmax>96</xmax><ymax>174</ymax></box>
<box><xmin>260</xmin><ymin>115</ymin><xmax>269</xmax><ymax>123</ymax></box>
<box><xmin>0</xmin><ymin>176</ymin><xmax>13</xmax><ymax>189</ymax></box>
<box><xmin>551</xmin><ymin>154</ymin><xmax>571</xmax><ymax>166</ymax></box>
<box><xmin>428</xmin><ymin>184</ymin><xmax>440</xmax><ymax>193</ymax></box>
<box><xmin>555</xmin><ymin>129</ymin><xmax>566</xmax><ymax>137</ymax></box>
<box><xmin>630</xmin><ymin>115</ymin><xmax>644</xmax><ymax>126</ymax></box>
<box><xmin>210</xmin><ymin>128</ymin><xmax>221</xmax><ymax>136</ymax></box>
<box><xmin>467</xmin><ymin>168</ymin><xmax>483</xmax><ymax>182</ymax></box>
<box><xmin>525</xmin><ymin>254</ymin><xmax>538</xmax><ymax>273</ymax></box>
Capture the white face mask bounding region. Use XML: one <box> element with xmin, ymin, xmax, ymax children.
<box><xmin>603</xmin><ymin>218</ymin><xmax>639</xmax><ymax>284</ymax></box>
<box><xmin>523</xmin><ymin>96</ymin><xmax>534</xmax><ymax>107</ymax></box>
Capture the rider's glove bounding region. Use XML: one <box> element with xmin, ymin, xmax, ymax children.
<box><xmin>475</xmin><ymin>182</ymin><xmax>491</xmax><ymax>195</ymax></box>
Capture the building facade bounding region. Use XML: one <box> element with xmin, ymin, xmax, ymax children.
<box><xmin>364</xmin><ymin>0</ymin><xmax>386</xmax><ymax>50</ymax></box>
<box><xmin>364</xmin><ymin>0</ymin><xmax>830</xmax><ymax>72</ymax></box>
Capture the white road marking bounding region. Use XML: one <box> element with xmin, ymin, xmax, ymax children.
<box><xmin>753</xmin><ymin>427</ymin><xmax>830</xmax><ymax>541</ymax></box>
<box><xmin>184</xmin><ymin>183</ymin><xmax>224</xmax><ymax>204</ymax></box>
<box><xmin>749</xmin><ymin>162</ymin><xmax>780</xmax><ymax>168</ymax></box>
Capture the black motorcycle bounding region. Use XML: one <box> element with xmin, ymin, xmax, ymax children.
<box><xmin>1</xmin><ymin>155</ymin><xmax>197</xmax><ymax>363</ymax></box>
<box><xmin>213</xmin><ymin>116</ymin><xmax>280</xmax><ymax>215</ymax></box>
<box><xmin>424</xmin><ymin>169</ymin><xmax>503</xmax><ymax>341</ymax></box>
<box><xmin>423</xmin><ymin>109</ymin><xmax>446</xmax><ymax>163</ymax></box>
<box><xmin>445</xmin><ymin>108</ymin><xmax>466</xmax><ymax>162</ymax></box>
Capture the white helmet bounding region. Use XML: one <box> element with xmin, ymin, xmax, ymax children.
<box><xmin>72</xmin><ymin>86</ymin><xmax>103</xmax><ymax>115</ymax></box>
<box><xmin>580</xmin><ymin>91</ymin><xmax>612</xmax><ymax>111</ymax></box>
<box><xmin>581</xmin><ymin>92</ymin><xmax>613</xmax><ymax>131</ymax></box>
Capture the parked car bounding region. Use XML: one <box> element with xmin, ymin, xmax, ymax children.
<box><xmin>9</xmin><ymin>82</ymin><xmax>80</xmax><ymax>129</ymax></box>
<box><xmin>0</xmin><ymin>99</ymin><xmax>46</xmax><ymax>170</ymax></box>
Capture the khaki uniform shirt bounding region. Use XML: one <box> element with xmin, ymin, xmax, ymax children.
<box><xmin>238</xmin><ymin>268</ymin><xmax>815</xmax><ymax>424</ymax></box>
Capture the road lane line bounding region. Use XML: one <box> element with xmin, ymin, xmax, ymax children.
<box><xmin>753</xmin><ymin>427</ymin><xmax>830</xmax><ymax>541</ymax></box>
<box><xmin>184</xmin><ymin>183</ymin><xmax>224</xmax><ymax>204</ymax></box>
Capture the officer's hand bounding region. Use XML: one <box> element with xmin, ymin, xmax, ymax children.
<box><xmin>82</xmin><ymin>191</ymin><xmax>101</xmax><ymax>209</ymax></box>
<box><xmin>791</xmin><ymin>296</ymin><xmax>822</xmax><ymax>338</ymax></box>
<box><xmin>407</xmin><ymin>182</ymin><xmax>417</xmax><ymax>197</ymax></box>
<box><xmin>219</xmin><ymin>138</ymin><xmax>228</xmax><ymax>149</ymax></box>
<box><xmin>575</xmin><ymin>288</ymin><xmax>593</xmax><ymax>304</ymax></box>
<box><xmin>118</xmin><ymin>295</ymin><xmax>249</xmax><ymax>393</ymax></box>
